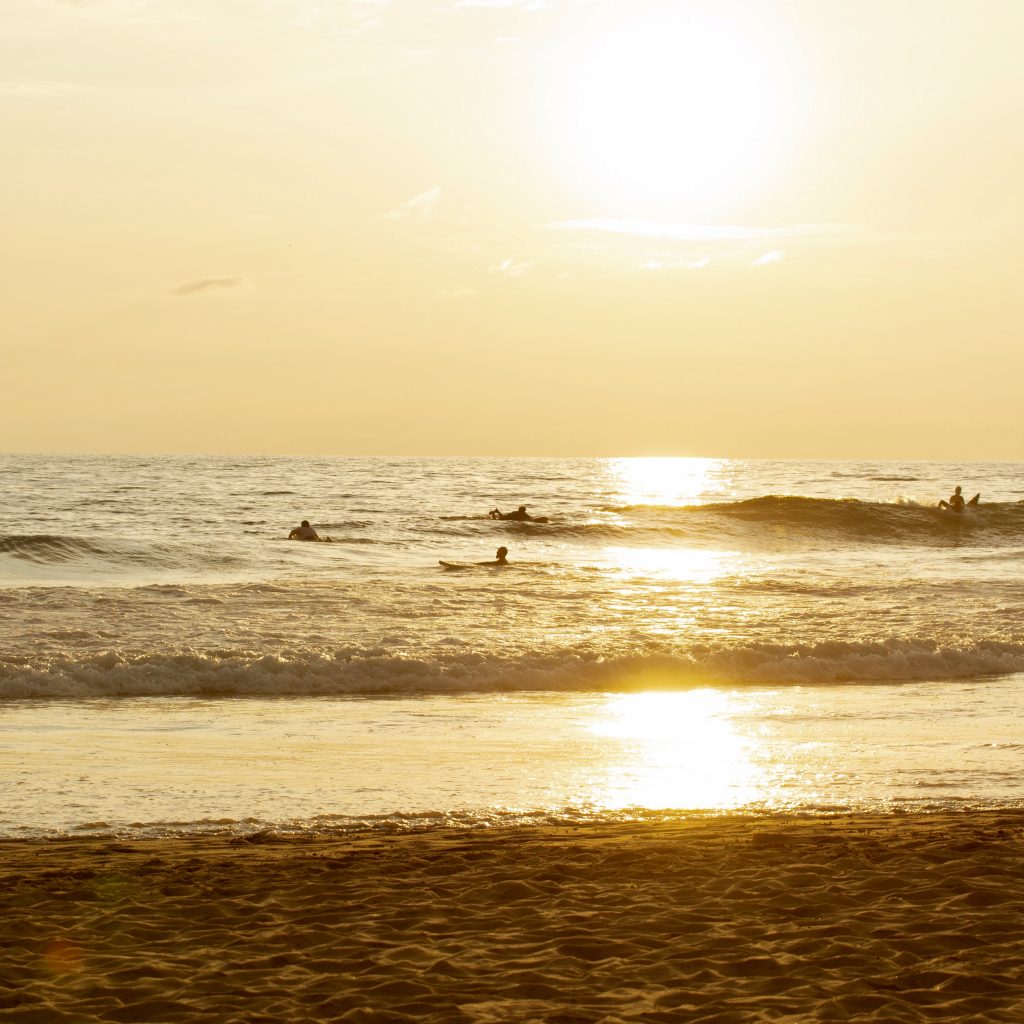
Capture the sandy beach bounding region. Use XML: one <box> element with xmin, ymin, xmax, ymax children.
<box><xmin>4</xmin><ymin>812</ymin><xmax>1024</xmax><ymax>1022</ymax></box>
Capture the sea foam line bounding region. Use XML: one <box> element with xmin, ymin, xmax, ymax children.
<box><xmin>3</xmin><ymin>640</ymin><xmax>1024</xmax><ymax>699</ymax></box>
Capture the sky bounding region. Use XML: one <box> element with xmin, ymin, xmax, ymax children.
<box><xmin>2</xmin><ymin>0</ymin><xmax>1022</xmax><ymax>457</ymax></box>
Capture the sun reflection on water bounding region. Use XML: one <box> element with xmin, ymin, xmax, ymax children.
<box><xmin>586</xmin><ymin>690</ymin><xmax>767</xmax><ymax>810</ymax></box>
<box><xmin>604</xmin><ymin>545</ymin><xmax>742</xmax><ymax>583</ymax></box>
<box><xmin>609</xmin><ymin>456</ymin><xmax>726</xmax><ymax>507</ymax></box>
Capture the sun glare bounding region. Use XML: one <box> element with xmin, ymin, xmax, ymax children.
<box><xmin>588</xmin><ymin>691</ymin><xmax>764</xmax><ymax>809</ymax></box>
<box><xmin>551</xmin><ymin>7</ymin><xmax>791</xmax><ymax>211</ymax></box>
<box><xmin>605</xmin><ymin>546</ymin><xmax>739</xmax><ymax>584</ymax></box>
<box><xmin>609</xmin><ymin>456</ymin><xmax>724</xmax><ymax>506</ymax></box>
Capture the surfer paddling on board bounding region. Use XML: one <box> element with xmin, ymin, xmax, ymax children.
<box><xmin>938</xmin><ymin>487</ymin><xmax>980</xmax><ymax>512</ymax></box>
<box><xmin>288</xmin><ymin>520</ymin><xmax>332</xmax><ymax>541</ymax></box>
<box><xmin>488</xmin><ymin>505</ymin><xmax>548</xmax><ymax>523</ymax></box>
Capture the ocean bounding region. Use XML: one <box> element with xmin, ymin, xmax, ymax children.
<box><xmin>2</xmin><ymin>454</ymin><xmax>1023</xmax><ymax>839</ymax></box>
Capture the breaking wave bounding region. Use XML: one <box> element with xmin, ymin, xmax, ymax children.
<box><xmin>595</xmin><ymin>496</ymin><xmax>1024</xmax><ymax>547</ymax></box>
<box><xmin>4</xmin><ymin>639</ymin><xmax>1024</xmax><ymax>699</ymax></box>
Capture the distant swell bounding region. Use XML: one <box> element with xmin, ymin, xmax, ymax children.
<box><xmin>3</xmin><ymin>639</ymin><xmax>1024</xmax><ymax>699</ymax></box>
<box><xmin>0</xmin><ymin>534</ymin><xmax>247</xmax><ymax>571</ymax></box>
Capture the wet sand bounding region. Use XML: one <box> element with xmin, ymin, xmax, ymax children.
<box><xmin>3</xmin><ymin>812</ymin><xmax>1024</xmax><ymax>1022</ymax></box>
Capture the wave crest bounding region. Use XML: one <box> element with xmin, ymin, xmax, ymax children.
<box><xmin>600</xmin><ymin>496</ymin><xmax>1024</xmax><ymax>546</ymax></box>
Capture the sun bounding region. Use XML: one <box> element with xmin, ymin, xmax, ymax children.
<box><xmin>549</xmin><ymin>6</ymin><xmax>791</xmax><ymax>213</ymax></box>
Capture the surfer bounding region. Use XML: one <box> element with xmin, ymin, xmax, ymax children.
<box><xmin>480</xmin><ymin>546</ymin><xmax>509</xmax><ymax>566</ymax></box>
<box><xmin>439</xmin><ymin>546</ymin><xmax>509</xmax><ymax>569</ymax></box>
<box><xmin>488</xmin><ymin>505</ymin><xmax>546</xmax><ymax>522</ymax></box>
<box><xmin>288</xmin><ymin>520</ymin><xmax>322</xmax><ymax>541</ymax></box>
<box><xmin>938</xmin><ymin>487</ymin><xmax>966</xmax><ymax>512</ymax></box>
<box><xmin>938</xmin><ymin>487</ymin><xmax>979</xmax><ymax>512</ymax></box>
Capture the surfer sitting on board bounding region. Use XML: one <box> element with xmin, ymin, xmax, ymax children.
<box><xmin>288</xmin><ymin>520</ymin><xmax>323</xmax><ymax>541</ymax></box>
<box><xmin>938</xmin><ymin>486</ymin><xmax>979</xmax><ymax>512</ymax></box>
<box><xmin>488</xmin><ymin>505</ymin><xmax>546</xmax><ymax>522</ymax></box>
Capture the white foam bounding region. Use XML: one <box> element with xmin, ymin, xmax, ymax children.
<box><xmin>3</xmin><ymin>640</ymin><xmax>1024</xmax><ymax>699</ymax></box>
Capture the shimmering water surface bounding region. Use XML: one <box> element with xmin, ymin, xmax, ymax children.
<box><xmin>2</xmin><ymin>455</ymin><xmax>1023</xmax><ymax>836</ymax></box>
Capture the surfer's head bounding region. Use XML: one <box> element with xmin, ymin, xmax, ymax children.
<box><xmin>496</xmin><ymin>546</ymin><xmax>508</xmax><ymax>559</ymax></box>
<box><xmin>518</xmin><ymin>505</ymin><xmax>527</xmax><ymax>513</ymax></box>
<box><xmin>953</xmin><ymin>487</ymin><xmax>961</xmax><ymax>495</ymax></box>
<box><xmin>301</xmin><ymin>520</ymin><xmax>310</xmax><ymax>527</ymax></box>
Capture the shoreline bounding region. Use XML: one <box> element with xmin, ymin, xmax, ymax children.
<box><xmin>5</xmin><ymin>811</ymin><xmax>1024</xmax><ymax>1021</ymax></box>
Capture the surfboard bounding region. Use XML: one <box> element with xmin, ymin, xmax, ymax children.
<box><xmin>967</xmin><ymin>493</ymin><xmax>980</xmax><ymax>507</ymax></box>
<box><xmin>439</xmin><ymin>560</ymin><xmax>506</xmax><ymax>569</ymax></box>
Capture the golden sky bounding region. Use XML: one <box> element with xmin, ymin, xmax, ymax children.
<box><xmin>2</xmin><ymin>0</ymin><xmax>1021</xmax><ymax>457</ymax></box>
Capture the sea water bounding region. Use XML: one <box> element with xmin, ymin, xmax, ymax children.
<box><xmin>1</xmin><ymin>455</ymin><xmax>1023</xmax><ymax>837</ymax></box>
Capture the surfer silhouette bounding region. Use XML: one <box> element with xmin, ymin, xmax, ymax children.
<box><xmin>488</xmin><ymin>505</ymin><xmax>547</xmax><ymax>522</ymax></box>
<box><xmin>439</xmin><ymin>546</ymin><xmax>509</xmax><ymax>570</ymax></box>
<box><xmin>288</xmin><ymin>520</ymin><xmax>321</xmax><ymax>540</ymax></box>
<box><xmin>938</xmin><ymin>487</ymin><xmax>979</xmax><ymax>512</ymax></box>
<box><xmin>480</xmin><ymin>546</ymin><xmax>509</xmax><ymax>565</ymax></box>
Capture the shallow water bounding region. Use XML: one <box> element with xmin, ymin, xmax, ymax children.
<box><xmin>3</xmin><ymin>680</ymin><xmax>1023</xmax><ymax>839</ymax></box>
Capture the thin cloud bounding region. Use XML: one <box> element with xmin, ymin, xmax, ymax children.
<box><xmin>344</xmin><ymin>0</ymin><xmax>389</xmax><ymax>32</ymax></box>
<box><xmin>385</xmin><ymin>186</ymin><xmax>442</xmax><ymax>222</ymax></box>
<box><xmin>44</xmin><ymin>1</ymin><xmax>207</xmax><ymax>27</ymax></box>
<box><xmin>456</xmin><ymin>0</ymin><xmax>547</xmax><ymax>8</ymax></box>
<box><xmin>489</xmin><ymin>257</ymin><xmax>533</xmax><ymax>277</ymax></box>
<box><xmin>172</xmin><ymin>277</ymin><xmax>243</xmax><ymax>297</ymax></box>
<box><xmin>752</xmin><ymin>250</ymin><xmax>784</xmax><ymax>266</ymax></box>
<box><xmin>641</xmin><ymin>257</ymin><xmax>710</xmax><ymax>271</ymax></box>
<box><xmin>548</xmin><ymin>219</ymin><xmax>860</xmax><ymax>242</ymax></box>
